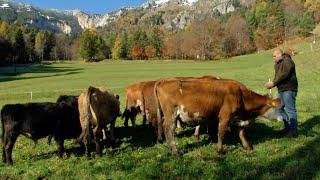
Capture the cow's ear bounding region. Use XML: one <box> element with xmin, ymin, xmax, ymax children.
<box><xmin>115</xmin><ymin>94</ymin><xmax>120</xmax><ymax>100</ymax></box>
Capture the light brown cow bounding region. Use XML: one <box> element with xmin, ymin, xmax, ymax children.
<box><xmin>78</xmin><ymin>86</ymin><xmax>120</xmax><ymax>157</ymax></box>
<box><xmin>154</xmin><ymin>78</ymin><xmax>281</xmax><ymax>156</ymax></box>
<box><xmin>122</xmin><ymin>82</ymin><xmax>148</xmax><ymax>128</ymax></box>
<box><xmin>155</xmin><ymin>76</ymin><xmax>221</xmax><ymax>142</ymax></box>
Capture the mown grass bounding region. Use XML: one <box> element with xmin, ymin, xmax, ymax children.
<box><xmin>0</xmin><ymin>40</ymin><xmax>319</xmax><ymax>179</ymax></box>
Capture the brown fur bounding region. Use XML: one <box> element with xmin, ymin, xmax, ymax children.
<box><xmin>78</xmin><ymin>86</ymin><xmax>120</xmax><ymax>157</ymax></box>
<box><xmin>122</xmin><ymin>82</ymin><xmax>147</xmax><ymax>127</ymax></box>
<box><xmin>154</xmin><ymin>78</ymin><xmax>281</xmax><ymax>155</ymax></box>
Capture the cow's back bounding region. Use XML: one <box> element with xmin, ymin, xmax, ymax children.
<box><xmin>2</xmin><ymin>103</ymin><xmax>62</xmax><ymax>139</ymax></box>
<box><xmin>155</xmin><ymin>79</ymin><xmax>243</xmax><ymax>123</ymax></box>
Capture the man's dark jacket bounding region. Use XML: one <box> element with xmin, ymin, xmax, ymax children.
<box><xmin>273</xmin><ymin>53</ymin><xmax>298</xmax><ymax>92</ymax></box>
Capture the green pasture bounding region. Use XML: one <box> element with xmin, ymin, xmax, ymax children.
<box><xmin>0</xmin><ymin>40</ymin><xmax>319</xmax><ymax>179</ymax></box>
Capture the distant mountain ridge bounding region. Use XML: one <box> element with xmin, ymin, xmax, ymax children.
<box><xmin>0</xmin><ymin>0</ymin><xmax>253</xmax><ymax>33</ymax></box>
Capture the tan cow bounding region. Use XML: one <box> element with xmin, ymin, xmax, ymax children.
<box><xmin>122</xmin><ymin>82</ymin><xmax>148</xmax><ymax>128</ymax></box>
<box><xmin>155</xmin><ymin>75</ymin><xmax>221</xmax><ymax>142</ymax></box>
<box><xmin>154</xmin><ymin>78</ymin><xmax>281</xmax><ymax>156</ymax></box>
<box><xmin>78</xmin><ymin>86</ymin><xmax>120</xmax><ymax>157</ymax></box>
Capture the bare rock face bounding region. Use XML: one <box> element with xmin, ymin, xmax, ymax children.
<box><xmin>0</xmin><ymin>0</ymin><xmax>254</xmax><ymax>33</ymax></box>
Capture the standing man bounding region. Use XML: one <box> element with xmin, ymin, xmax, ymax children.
<box><xmin>265</xmin><ymin>49</ymin><xmax>298</xmax><ymax>138</ymax></box>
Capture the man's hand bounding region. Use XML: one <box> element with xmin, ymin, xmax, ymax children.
<box><xmin>264</xmin><ymin>82</ymin><xmax>274</xmax><ymax>89</ymax></box>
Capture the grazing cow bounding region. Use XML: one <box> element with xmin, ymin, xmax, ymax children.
<box><xmin>154</xmin><ymin>78</ymin><xmax>281</xmax><ymax>155</ymax></box>
<box><xmin>122</xmin><ymin>82</ymin><xmax>147</xmax><ymax>128</ymax></box>
<box><xmin>77</xmin><ymin>86</ymin><xmax>120</xmax><ymax>157</ymax></box>
<box><xmin>155</xmin><ymin>76</ymin><xmax>221</xmax><ymax>142</ymax></box>
<box><xmin>47</xmin><ymin>95</ymin><xmax>80</xmax><ymax>145</ymax></box>
<box><xmin>1</xmin><ymin>100</ymin><xmax>81</xmax><ymax>165</ymax></box>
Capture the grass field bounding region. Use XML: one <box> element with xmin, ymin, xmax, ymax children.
<box><xmin>0</xmin><ymin>40</ymin><xmax>320</xmax><ymax>179</ymax></box>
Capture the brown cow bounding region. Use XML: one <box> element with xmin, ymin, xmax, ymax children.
<box><xmin>122</xmin><ymin>82</ymin><xmax>148</xmax><ymax>128</ymax></box>
<box><xmin>78</xmin><ymin>86</ymin><xmax>120</xmax><ymax>157</ymax></box>
<box><xmin>154</xmin><ymin>76</ymin><xmax>221</xmax><ymax>142</ymax></box>
<box><xmin>154</xmin><ymin>78</ymin><xmax>281</xmax><ymax>156</ymax></box>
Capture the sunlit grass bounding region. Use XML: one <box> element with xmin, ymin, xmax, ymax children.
<box><xmin>0</xmin><ymin>40</ymin><xmax>319</xmax><ymax>179</ymax></box>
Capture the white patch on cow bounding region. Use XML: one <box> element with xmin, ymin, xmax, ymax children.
<box><xmin>137</xmin><ymin>99</ymin><xmax>144</xmax><ymax>111</ymax></box>
<box><xmin>145</xmin><ymin>110</ymin><xmax>150</xmax><ymax>120</ymax></box>
<box><xmin>193</xmin><ymin>112</ymin><xmax>200</xmax><ymax>119</ymax></box>
<box><xmin>177</xmin><ymin>105</ymin><xmax>191</xmax><ymax>123</ymax></box>
<box><xmin>89</xmin><ymin>105</ymin><xmax>97</xmax><ymax>121</ymax></box>
<box><xmin>236</xmin><ymin>120</ymin><xmax>250</xmax><ymax>127</ymax></box>
<box><xmin>173</xmin><ymin>105</ymin><xmax>202</xmax><ymax>124</ymax></box>
<box><xmin>102</xmin><ymin>129</ymin><xmax>106</xmax><ymax>140</ymax></box>
<box><xmin>179</xmin><ymin>88</ymin><xmax>183</xmax><ymax>95</ymax></box>
<box><xmin>23</xmin><ymin>133</ymin><xmax>32</xmax><ymax>138</ymax></box>
<box><xmin>194</xmin><ymin>125</ymin><xmax>200</xmax><ymax>136</ymax></box>
<box><xmin>217</xmin><ymin>76</ymin><xmax>221</xmax><ymax>79</ymax></box>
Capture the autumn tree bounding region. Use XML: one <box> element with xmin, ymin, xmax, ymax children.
<box><xmin>112</xmin><ymin>33</ymin><xmax>128</xmax><ymax>60</ymax></box>
<box><xmin>129</xmin><ymin>29</ymin><xmax>148</xmax><ymax>59</ymax></box>
<box><xmin>131</xmin><ymin>44</ymin><xmax>144</xmax><ymax>59</ymax></box>
<box><xmin>145</xmin><ymin>45</ymin><xmax>154</xmax><ymax>59</ymax></box>
<box><xmin>35</xmin><ymin>32</ymin><xmax>45</xmax><ymax>60</ymax></box>
<box><xmin>224</xmin><ymin>15</ymin><xmax>255</xmax><ymax>56</ymax></box>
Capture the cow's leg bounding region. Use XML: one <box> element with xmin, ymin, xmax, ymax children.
<box><xmin>238</xmin><ymin>128</ymin><xmax>252</xmax><ymax>154</ymax></box>
<box><xmin>123</xmin><ymin>109</ymin><xmax>130</xmax><ymax>128</ymax></box>
<box><xmin>82</xmin><ymin>129</ymin><xmax>91</xmax><ymax>158</ymax></box>
<box><xmin>4</xmin><ymin>130</ymin><xmax>19</xmax><ymax>165</ymax></box>
<box><xmin>193</xmin><ymin>125</ymin><xmax>201</xmax><ymax>140</ymax></box>
<box><xmin>56</xmin><ymin>140</ymin><xmax>65</xmax><ymax>158</ymax></box>
<box><xmin>142</xmin><ymin>114</ymin><xmax>147</xmax><ymax>126</ymax></box>
<box><xmin>131</xmin><ymin>107</ymin><xmax>139</xmax><ymax>128</ymax></box>
<box><xmin>163</xmin><ymin>117</ymin><xmax>178</xmax><ymax>155</ymax></box>
<box><xmin>176</xmin><ymin>120</ymin><xmax>182</xmax><ymax>129</ymax></box>
<box><xmin>110</xmin><ymin>118</ymin><xmax>116</xmax><ymax>143</ymax></box>
<box><xmin>93</xmin><ymin>127</ymin><xmax>103</xmax><ymax>157</ymax></box>
<box><xmin>217</xmin><ymin>113</ymin><xmax>231</xmax><ymax>155</ymax></box>
<box><xmin>2</xmin><ymin>137</ymin><xmax>7</xmax><ymax>163</ymax></box>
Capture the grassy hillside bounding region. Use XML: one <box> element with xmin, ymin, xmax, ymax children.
<box><xmin>0</xmin><ymin>40</ymin><xmax>319</xmax><ymax>179</ymax></box>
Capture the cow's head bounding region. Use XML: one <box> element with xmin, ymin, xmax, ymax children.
<box><xmin>261</xmin><ymin>98</ymin><xmax>281</xmax><ymax>120</ymax></box>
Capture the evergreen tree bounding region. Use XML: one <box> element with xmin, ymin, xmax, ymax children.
<box><xmin>13</xmin><ymin>29</ymin><xmax>26</xmax><ymax>64</ymax></box>
<box><xmin>150</xmin><ymin>28</ymin><xmax>163</xmax><ymax>58</ymax></box>
<box><xmin>43</xmin><ymin>31</ymin><xmax>55</xmax><ymax>60</ymax></box>
<box><xmin>79</xmin><ymin>29</ymin><xmax>99</xmax><ymax>62</ymax></box>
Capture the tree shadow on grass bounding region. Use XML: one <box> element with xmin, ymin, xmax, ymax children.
<box><xmin>0</xmin><ymin>64</ymin><xmax>83</xmax><ymax>83</ymax></box>
<box><xmin>215</xmin><ymin>115</ymin><xmax>320</xmax><ymax>179</ymax></box>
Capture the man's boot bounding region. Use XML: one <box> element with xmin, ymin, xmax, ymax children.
<box><xmin>278</xmin><ymin>120</ymin><xmax>289</xmax><ymax>136</ymax></box>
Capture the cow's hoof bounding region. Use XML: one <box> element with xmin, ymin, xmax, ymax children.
<box><xmin>6</xmin><ymin>160</ymin><xmax>13</xmax><ymax>166</ymax></box>
<box><xmin>157</xmin><ymin>138</ymin><xmax>163</xmax><ymax>144</ymax></box>
<box><xmin>216</xmin><ymin>148</ymin><xmax>226</xmax><ymax>156</ymax></box>
<box><xmin>172</xmin><ymin>149</ymin><xmax>180</xmax><ymax>156</ymax></box>
<box><xmin>246</xmin><ymin>149</ymin><xmax>253</xmax><ymax>156</ymax></box>
<box><xmin>193</xmin><ymin>135</ymin><xmax>200</xmax><ymax>141</ymax></box>
<box><xmin>215</xmin><ymin>153</ymin><xmax>225</xmax><ymax>161</ymax></box>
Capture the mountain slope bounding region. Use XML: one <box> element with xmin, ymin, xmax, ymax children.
<box><xmin>0</xmin><ymin>0</ymin><xmax>254</xmax><ymax>33</ymax></box>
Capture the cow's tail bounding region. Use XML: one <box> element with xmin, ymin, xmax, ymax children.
<box><xmin>1</xmin><ymin>107</ymin><xmax>4</xmax><ymax>144</ymax></box>
<box><xmin>77</xmin><ymin>86</ymin><xmax>95</xmax><ymax>144</ymax></box>
<box><xmin>154</xmin><ymin>80</ymin><xmax>164</xmax><ymax>142</ymax></box>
